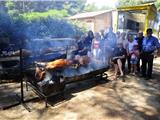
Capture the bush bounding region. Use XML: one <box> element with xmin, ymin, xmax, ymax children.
<box><xmin>0</xmin><ymin>10</ymin><xmax>85</xmax><ymax>47</ymax></box>
<box><xmin>25</xmin><ymin>17</ymin><xmax>84</xmax><ymax>39</ymax></box>
<box><xmin>21</xmin><ymin>9</ymin><xmax>69</xmax><ymax>21</ymax></box>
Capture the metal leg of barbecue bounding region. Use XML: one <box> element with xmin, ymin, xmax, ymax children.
<box><xmin>122</xmin><ymin>76</ymin><xmax>125</xmax><ymax>82</ymax></box>
<box><xmin>101</xmin><ymin>73</ymin><xmax>103</xmax><ymax>79</ymax></box>
<box><xmin>62</xmin><ymin>91</ymin><xmax>65</xmax><ymax>100</ymax></box>
<box><xmin>45</xmin><ymin>97</ymin><xmax>48</xmax><ymax>108</ymax></box>
<box><xmin>25</xmin><ymin>79</ymin><xmax>28</xmax><ymax>91</ymax></box>
<box><xmin>21</xmin><ymin>102</ymin><xmax>31</xmax><ymax>112</ymax></box>
<box><xmin>19</xmin><ymin>48</ymin><xmax>31</xmax><ymax>112</ymax></box>
<box><xmin>20</xmin><ymin>80</ymin><xmax>31</xmax><ymax>112</ymax></box>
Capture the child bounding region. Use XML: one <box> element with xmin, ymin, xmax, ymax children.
<box><xmin>130</xmin><ymin>45</ymin><xmax>140</xmax><ymax>74</ymax></box>
<box><xmin>90</xmin><ymin>37</ymin><xmax>103</xmax><ymax>62</ymax></box>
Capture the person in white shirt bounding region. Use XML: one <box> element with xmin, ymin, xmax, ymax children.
<box><xmin>126</xmin><ymin>34</ymin><xmax>138</xmax><ymax>73</ymax></box>
<box><xmin>91</xmin><ymin>35</ymin><xmax>102</xmax><ymax>62</ymax></box>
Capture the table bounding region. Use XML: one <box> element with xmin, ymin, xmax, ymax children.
<box><xmin>0</xmin><ymin>56</ymin><xmax>19</xmax><ymax>62</ymax></box>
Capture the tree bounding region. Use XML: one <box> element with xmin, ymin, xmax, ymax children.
<box><xmin>5</xmin><ymin>0</ymin><xmax>21</xmax><ymax>19</ymax></box>
<box><xmin>155</xmin><ymin>0</ymin><xmax>160</xmax><ymax>11</ymax></box>
<box><xmin>84</xmin><ymin>3</ymin><xmax>99</xmax><ymax>12</ymax></box>
<box><xmin>63</xmin><ymin>0</ymin><xmax>86</xmax><ymax>15</ymax></box>
<box><xmin>3</xmin><ymin>0</ymin><xmax>87</xmax><ymax>15</ymax></box>
<box><xmin>99</xmin><ymin>6</ymin><xmax>113</xmax><ymax>11</ymax></box>
<box><xmin>116</xmin><ymin>0</ymin><xmax>156</xmax><ymax>7</ymax></box>
<box><xmin>21</xmin><ymin>9</ymin><xmax>69</xmax><ymax>21</ymax></box>
<box><xmin>116</xmin><ymin>0</ymin><xmax>144</xmax><ymax>7</ymax></box>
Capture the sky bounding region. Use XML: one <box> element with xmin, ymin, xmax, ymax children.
<box><xmin>86</xmin><ymin>0</ymin><xmax>118</xmax><ymax>8</ymax></box>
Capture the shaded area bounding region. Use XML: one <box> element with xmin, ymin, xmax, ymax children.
<box><xmin>0</xmin><ymin>94</ymin><xmax>20</xmax><ymax>109</ymax></box>
<box><xmin>0</xmin><ymin>58</ymin><xmax>160</xmax><ymax>120</ymax></box>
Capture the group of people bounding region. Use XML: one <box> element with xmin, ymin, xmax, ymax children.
<box><xmin>109</xmin><ymin>28</ymin><xmax>160</xmax><ymax>80</ymax></box>
<box><xmin>75</xmin><ymin>28</ymin><xmax>160</xmax><ymax>80</ymax></box>
<box><xmin>74</xmin><ymin>27</ymin><xmax>117</xmax><ymax>66</ymax></box>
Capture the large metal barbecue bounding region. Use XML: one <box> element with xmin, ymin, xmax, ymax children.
<box><xmin>63</xmin><ymin>67</ymin><xmax>108</xmax><ymax>84</ymax></box>
<box><xmin>25</xmin><ymin>65</ymin><xmax>109</xmax><ymax>107</ymax></box>
<box><xmin>22</xmin><ymin>38</ymin><xmax>109</xmax><ymax>107</ymax></box>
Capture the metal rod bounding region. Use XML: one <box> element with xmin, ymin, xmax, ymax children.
<box><xmin>20</xmin><ymin>48</ymin><xmax>24</xmax><ymax>102</ymax></box>
<box><xmin>19</xmin><ymin>48</ymin><xmax>31</xmax><ymax>112</ymax></box>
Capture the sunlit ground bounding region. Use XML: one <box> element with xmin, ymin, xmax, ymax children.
<box><xmin>0</xmin><ymin>58</ymin><xmax>160</xmax><ymax>120</ymax></box>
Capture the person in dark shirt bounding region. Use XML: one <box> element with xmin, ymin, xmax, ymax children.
<box><xmin>135</xmin><ymin>31</ymin><xmax>144</xmax><ymax>72</ymax></box>
<box><xmin>112</xmin><ymin>42</ymin><xmax>126</xmax><ymax>79</ymax></box>
<box><xmin>76</xmin><ymin>35</ymin><xmax>88</xmax><ymax>56</ymax></box>
<box><xmin>141</xmin><ymin>28</ymin><xmax>160</xmax><ymax>79</ymax></box>
<box><xmin>84</xmin><ymin>30</ymin><xmax>94</xmax><ymax>52</ymax></box>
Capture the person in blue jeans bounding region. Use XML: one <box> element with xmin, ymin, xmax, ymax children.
<box><xmin>141</xmin><ymin>28</ymin><xmax>160</xmax><ymax>79</ymax></box>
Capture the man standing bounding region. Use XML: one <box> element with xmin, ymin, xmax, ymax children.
<box><xmin>135</xmin><ymin>31</ymin><xmax>144</xmax><ymax>72</ymax></box>
<box><xmin>141</xmin><ymin>28</ymin><xmax>160</xmax><ymax>79</ymax></box>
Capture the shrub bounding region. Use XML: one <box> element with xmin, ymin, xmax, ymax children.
<box><xmin>0</xmin><ymin>10</ymin><xmax>85</xmax><ymax>47</ymax></box>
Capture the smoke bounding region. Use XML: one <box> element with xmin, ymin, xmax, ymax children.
<box><xmin>0</xmin><ymin>11</ymin><xmax>83</xmax><ymax>51</ymax></box>
<box><xmin>0</xmin><ymin>2</ymin><xmax>113</xmax><ymax>80</ymax></box>
<box><xmin>25</xmin><ymin>18</ymin><xmax>80</xmax><ymax>39</ymax></box>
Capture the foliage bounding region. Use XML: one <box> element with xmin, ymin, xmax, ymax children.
<box><xmin>0</xmin><ymin>11</ymin><xmax>84</xmax><ymax>47</ymax></box>
<box><xmin>63</xmin><ymin>0</ymin><xmax>86</xmax><ymax>14</ymax></box>
<box><xmin>155</xmin><ymin>0</ymin><xmax>160</xmax><ymax>11</ymax></box>
<box><xmin>0</xmin><ymin>0</ymin><xmax>85</xmax><ymax>44</ymax></box>
<box><xmin>84</xmin><ymin>3</ymin><xmax>99</xmax><ymax>12</ymax></box>
<box><xmin>116</xmin><ymin>0</ymin><xmax>144</xmax><ymax>7</ymax></box>
<box><xmin>84</xmin><ymin>3</ymin><xmax>113</xmax><ymax>12</ymax></box>
<box><xmin>99</xmin><ymin>6</ymin><xmax>113</xmax><ymax>11</ymax></box>
<box><xmin>116</xmin><ymin>0</ymin><xmax>160</xmax><ymax>12</ymax></box>
<box><xmin>24</xmin><ymin>17</ymin><xmax>84</xmax><ymax>39</ymax></box>
<box><xmin>71</xmin><ymin>20</ymin><xmax>88</xmax><ymax>34</ymax></box>
<box><xmin>5</xmin><ymin>0</ymin><xmax>15</xmax><ymax>10</ymax></box>
<box><xmin>5</xmin><ymin>0</ymin><xmax>21</xmax><ymax>20</ymax></box>
<box><xmin>3</xmin><ymin>0</ymin><xmax>86</xmax><ymax>15</ymax></box>
<box><xmin>116</xmin><ymin>0</ymin><xmax>157</xmax><ymax>7</ymax></box>
<box><xmin>21</xmin><ymin>9</ymin><xmax>69</xmax><ymax>21</ymax></box>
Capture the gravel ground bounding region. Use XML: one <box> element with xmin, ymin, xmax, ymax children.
<box><xmin>0</xmin><ymin>58</ymin><xmax>160</xmax><ymax>120</ymax></box>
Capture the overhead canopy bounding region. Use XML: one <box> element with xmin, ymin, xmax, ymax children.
<box><xmin>117</xmin><ymin>3</ymin><xmax>156</xmax><ymax>13</ymax></box>
<box><xmin>117</xmin><ymin>3</ymin><xmax>157</xmax><ymax>34</ymax></box>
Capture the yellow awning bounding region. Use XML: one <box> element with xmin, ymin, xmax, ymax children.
<box><xmin>117</xmin><ymin>3</ymin><xmax>156</xmax><ymax>13</ymax></box>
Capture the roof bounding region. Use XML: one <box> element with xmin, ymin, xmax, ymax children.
<box><xmin>117</xmin><ymin>3</ymin><xmax>156</xmax><ymax>12</ymax></box>
<box><xmin>69</xmin><ymin>3</ymin><xmax>157</xmax><ymax>20</ymax></box>
<box><xmin>69</xmin><ymin>9</ymin><xmax>113</xmax><ymax>19</ymax></box>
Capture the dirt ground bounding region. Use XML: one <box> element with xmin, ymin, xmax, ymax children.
<box><xmin>0</xmin><ymin>58</ymin><xmax>160</xmax><ymax>120</ymax></box>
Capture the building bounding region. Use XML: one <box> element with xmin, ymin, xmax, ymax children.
<box><xmin>69</xmin><ymin>3</ymin><xmax>157</xmax><ymax>35</ymax></box>
<box><xmin>69</xmin><ymin>10</ymin><xmax>113</xmax><ymax>33</ymax></box>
